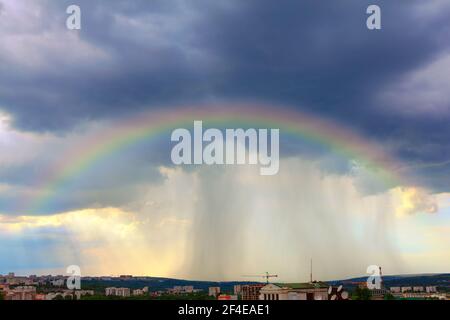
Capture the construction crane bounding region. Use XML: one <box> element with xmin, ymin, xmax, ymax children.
<box><xmin>242</xmin><ymin>272</ymin><xmax>278</xmax><ymax>284</ymax></box>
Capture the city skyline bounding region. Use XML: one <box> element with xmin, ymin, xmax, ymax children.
<box><xmin>1</xmin><ymin>271</ymin><xmax>448</xmax><ymax>301</ymax></box>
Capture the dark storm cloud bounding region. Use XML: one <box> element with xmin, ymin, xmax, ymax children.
<box><xmin>0</xmin><ymin>134</ymin><xmax>169</xmax><ymax>215</ymax></box>
<box><xmin>0</xmin><ymin>0</ymin><xmax>449</xmax><ymax>191</ymax></box>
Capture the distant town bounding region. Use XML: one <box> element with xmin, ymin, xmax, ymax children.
<box><xmin>1</xmin><ymin>270</ymin><xmax>449</xmax><ymax>301</ymax></box>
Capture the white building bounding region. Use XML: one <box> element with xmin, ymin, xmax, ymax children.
<box><xmin>401</xmin><ymin>286</ymin><xmax>412</xmax><ymax>293</ymax></box>
<box><xmin>116</xmin><ymin>288</ymin><xmax>131</xmax><ymax>297</ymax></box>
<box><xmin>105</xmin><ymin>287</ymin><xmax>117</xmax><ymax>296</ymax></box>
<box><xmin>426</xmin><ymin>286</ymin><xmax>437</xmax><ymax>293</ymax></box>
<box><xmin>413</xmin><ymin>286</ymin><xmax>424</xmax><ymax>292</ymax></box>
<box><xmin>259</xmin><ymin>282</ymin><xmax>329</xmax><ymax>301</ymax></box>
<box><xmin>105</xmin><ymin>287</ymin><xmax>131</xmax><ymax>297</ymax></box>
<box><xmin>209</xmin><ymin>287</ymin><xmax>221</xmax><ymax>296</ymax></box>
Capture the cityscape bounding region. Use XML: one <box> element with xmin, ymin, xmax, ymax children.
<box><xmin>1</xmin><ymin>270</ymin><xmax>449</xmax><ymax>301</ymax></box>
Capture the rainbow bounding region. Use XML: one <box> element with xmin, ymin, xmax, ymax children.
<box><xmin>22</xmin><ymin>103</ymin><xmax>406</xmax><ymax>214</ymax></box>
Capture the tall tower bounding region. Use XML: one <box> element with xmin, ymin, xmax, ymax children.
<box><xmin>310</xmin><ymin>258</ymin><xmax>313</xmax><ymax>283</ymax></box>
<box><xmin>379</xmin><ymin>266</ymin><xmax>384</xmax><ymax>289</ymax></box>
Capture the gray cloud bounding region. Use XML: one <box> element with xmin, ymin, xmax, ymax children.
<box><xmin>0</xmin><ymin>0</ymin><xmax>449</xmax><ymax>192</ymax></box>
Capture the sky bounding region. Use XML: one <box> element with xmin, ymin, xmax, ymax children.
<box><xmin>0</xmin><ymin>0</ymin><xmax>449</xmax><ymax>282</ymax></box>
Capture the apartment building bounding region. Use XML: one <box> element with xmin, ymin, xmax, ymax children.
<box><xmin>105</xmin><ymin>287</ymin><xmax>131</xmax><ymax>297</ymax></box>
<box><xmin>241</xmin><ymin>284</ymin><xmax>265</xmax><ymax>300</ymax></box>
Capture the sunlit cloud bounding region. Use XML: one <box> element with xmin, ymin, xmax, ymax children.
<box><xmin>0</xmin><ymin>206</ymin><xmax>190</xmax><ymax>276</ymax></box>
<box><xmin>393</xmin><ymin>187</ymin><xmax>439</xmax><ymax>216</ymax></box>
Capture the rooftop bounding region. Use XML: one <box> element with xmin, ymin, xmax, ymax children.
<box><xmin>276</xmin><ymin>281</ymin><xmax>329</xmax><ymax>289</ymax></box>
